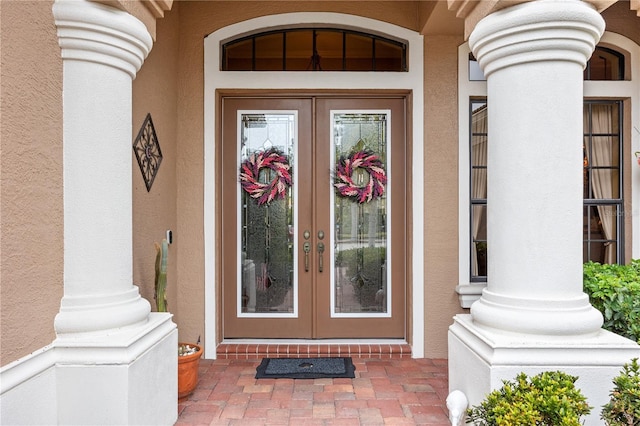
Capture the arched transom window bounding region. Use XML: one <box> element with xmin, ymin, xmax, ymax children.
<box><xmin>222</xmin><ymin>28</ymin><xmax>407</xmax><ymax>72</ymax></box>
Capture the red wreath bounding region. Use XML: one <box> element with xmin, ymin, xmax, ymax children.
<box><xmin>334</xmin><ymin>150</ymin><xmax>387</xmax><ymax>204</ymax></box>
<box><xmin>240</xmin><ymin>148</ymin><xmax>292</xmax><ymax>205</ymax></box>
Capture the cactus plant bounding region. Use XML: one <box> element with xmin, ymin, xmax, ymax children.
<box><xmin>153</xmin><ymin>237</ymin><xmax>203</xmax><ymax>400</ymax></box>
<box><xmin>154</xmin><ymin>238</ymin><xmax>168</xmax><ymax>312</ymax></box>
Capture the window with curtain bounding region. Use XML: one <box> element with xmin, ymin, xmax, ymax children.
<box><xmin>469</xmin><ymin>99</ymin><xmax>624</xmax><ymax>281</ymax></box>
<box><xmin>583</xmin><ymin>101</ymin><xmax>623</xmax><ymax>264</ymax></box>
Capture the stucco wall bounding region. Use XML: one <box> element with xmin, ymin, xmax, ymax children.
<box><xmin>1</xmin><ymin>0</ymin><xmax>63</xmax><ymax>366</ymax></box>
<box><xmin>132</xmin><ymin>5</ymin><xmax>180</xmax><ymax>321</ymax></box>
<box><xmin>424</xmin><ymin>35</ymin><xmax>467</xmax><ymax>357</ymax></box>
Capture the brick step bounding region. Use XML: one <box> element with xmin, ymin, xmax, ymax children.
<box><xmin>216</xmin><ymin>341</ymin><xmax>412</xmax><ymax>359</ymax></box>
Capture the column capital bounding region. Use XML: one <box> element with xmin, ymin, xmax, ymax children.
<box><xmin>53</xmin><ymin>0</ymin><xmax>152</xmax><ymax>78</ymax></box>
<box><xmin>449</xmin><ymin>0</ymin><xmax>615</xmax><ymax>40</ymax></box>
<box><xmin>468</xmin><ymin>0</ymin><xmax>605</xmax><ymax>78</ymax></box>
<box><xmin>92</xmin><ymin>0</ymin><xmax>174</xmax><ymax>40</ymax></box>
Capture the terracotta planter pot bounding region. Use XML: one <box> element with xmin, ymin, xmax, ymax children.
<box><xmin>178</xmin><ymin>343</ymin><xmax>203</xmax><ymax>400</ymax></box>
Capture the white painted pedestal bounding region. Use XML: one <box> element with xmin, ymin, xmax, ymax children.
<box><xmin>55</xmin><ymin>314</ymin><xmax>177</xmax><ymax>425</ymax></box>
<box><xmin>449</xmin><ymin>315</ymin><xmax>639</xmax><ymax>426</ymax></box>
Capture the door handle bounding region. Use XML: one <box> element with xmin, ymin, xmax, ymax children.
<box><xmin>303</xmin><ymin>242</ymin><xmax>311</xmax><ymax>272</ymax></box>
<box><xmin>317</xmin><ymin>242</ymin><xmax>325</xmax><ymax>272</ymax></box>
<box><xmin>302</xmin><ymin>231</ymin><xmax>311</xmax><ymax>272</ymax></box>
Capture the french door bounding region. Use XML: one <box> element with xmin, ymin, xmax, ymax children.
<box><xmin>221</xmin><ymin>95</ymin><xmax>407</xmax><ymax>339</ymax></box>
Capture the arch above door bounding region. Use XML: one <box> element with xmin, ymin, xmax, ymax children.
<box><xmin>204</xmin><ymin>12</ymin><xmax>425</xmax><ymax>358</ymax></box>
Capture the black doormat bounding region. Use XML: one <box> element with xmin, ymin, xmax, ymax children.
<box><xmin>255</xmin><ymin>357</ymin><xmax>356</xmax><ymax>379</ymax></box>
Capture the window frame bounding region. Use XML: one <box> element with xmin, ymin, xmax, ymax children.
<box><xmin>582</xmin><ymin>100</ymin><xmax>625</xmax><ymax>264</ymax></box>
<box><xmin>469</xmin><ymin>100</ymin><xmax>488</xmax><ymax>283</ymax></box>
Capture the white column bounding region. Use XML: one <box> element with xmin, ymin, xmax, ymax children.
<box><xmin>53</xmin><ymin>0</ymin><xmax>151</xmax><ymax>334</ymax></box>
<box><xmin>449</xmin><ymin>3</ymin><xmax>639</xmax><ymax>424</ymax></box>
<box><xmin>52</xmin><ymin>2</ymin><xmax>178</xmax><ymax>424</ymax></box>
<box><xmin>468</xmin><ymin>0</ymin><xmax>604</xmax><ymax>336</ymax></box>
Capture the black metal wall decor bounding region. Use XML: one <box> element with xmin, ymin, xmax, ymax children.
<box><xmin>133</xmin><ymin>113</ymin><xmax>162</xmax><ymax>192</ymax></box>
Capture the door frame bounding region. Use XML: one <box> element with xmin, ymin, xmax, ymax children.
<box><xmin>220</xmin><ymin>96</ymin><xmax>408</xmax><ymax>339</ymax></box>
<box><xmin>204</xmin><ymin>13</ymin><xmax>425</xmax><ymax>358</ymax></box>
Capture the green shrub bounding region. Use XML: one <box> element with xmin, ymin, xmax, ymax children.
<box><xmin>466</xmin><ymin>371</ymin><xmax>591</xmax><ymax>426</ymax></box>
<box><xmin>602</xmin><ymin>358</ymin><xmax>640</xmax><ymax>426</ymax></box>
<box><xmin>583</xmin><ymin>260</ymin><xmax>640</xmax><ymax>343</ymax></box>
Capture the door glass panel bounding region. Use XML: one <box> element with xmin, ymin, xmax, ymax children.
<box><xmin>239</xmin><ymin>113</ymin><xmax>296</xmax><ymax>316</ymax></box>
<box><xmin>331</xmin><ymin>112</ymin><xmax>390</xmax><ymax>317</ymax></box>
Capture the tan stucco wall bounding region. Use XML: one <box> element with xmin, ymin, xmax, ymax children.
<box><xmin>132</xmin><ymin>4</ymin><xmax>180</xmax><ymax>322</ymax></box>
<box><xmin>1</xmin><ymin>0</ymin><xmax>63</xmax><ymax>366</ymax></box>
<box><xmin>424</xmin><ymin>35</ymin><xmax>467</xmax><ymax>357</ymax></box>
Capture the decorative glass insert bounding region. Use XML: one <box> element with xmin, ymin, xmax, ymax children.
<box><xmin>331</xmin><ymin>112</ymin><xmax>390</xmax><ymax>316</ymax></box>
<box><xmin>238</xmin><ymin>112</ymin><xmax>296</xmax><ymax>316</ymax></box>
<box><xmin>133</xmin><ymin>113</ymin><xmax>162</xmax><ymax>192</ymax></box>
<box><xmin>223</xmin><ymin>28</ymin><xmax>407</xmax><ymax>72</ymax></box>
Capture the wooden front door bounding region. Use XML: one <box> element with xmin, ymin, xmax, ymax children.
<box><xmin>221</xmin><ymin>95</ymin><xmax>407</xmax><ymax>339</ymax></box>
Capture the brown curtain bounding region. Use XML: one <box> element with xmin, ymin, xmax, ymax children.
<box><xmin>584</xmin><ymin>104</ymin><xmax>617</xmax><ymax>264</ymax></box>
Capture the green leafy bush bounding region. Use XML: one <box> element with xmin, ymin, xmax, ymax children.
<box><xmin>466</xmin><ymin>371</ymin><xmax>591</xmax><ymax>426</ymax></box>
<box><xmin>601</xmin><ymin>358</ymin><xmax>640</xmax><ymax>426</ymax></box>
<box><xmin>583</xmin><ymin>260</ymin><xmax>640</xmax><ymax>343</ymax></box>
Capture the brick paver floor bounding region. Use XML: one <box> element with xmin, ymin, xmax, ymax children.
<box><xmin>176</xmin><ymin>358</ymin><xmax>450</xmax><ymax>425</ymax></box>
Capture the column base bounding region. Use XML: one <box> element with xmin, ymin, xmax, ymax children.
<box><xmin>55</xmin><ymin>313</ymin><xmax>177</xmax><ymax>425</ymax></box>
<box><xmin>471</xmin><ymin>289</ymin><xmax>604</xmax><ymax>335</ymax></box>
<box><xmin>449</xmin><ymin>314</ymin><xmax>640</xmax><ymax>426</ymax></box>
<box><xmin>55</xmin><ymin>286</ymin><xmax>152</xmax><ymax>334</ymax></box>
